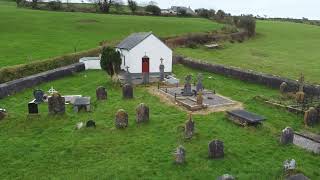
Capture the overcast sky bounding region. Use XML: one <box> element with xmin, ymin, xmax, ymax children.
<box><xmin>136</xmin><ymin>0</ymin><xmax>320</xmax><ymax>20</ymax></box>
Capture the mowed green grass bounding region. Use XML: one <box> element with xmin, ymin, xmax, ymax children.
<box><xmin>0</xmin><ymin>1</ymin><xmax>221</xmax><ymax>68</ymax></box>
<box><xmin>176</xmin><ymin>20</ymin><xmax>320</xmax><ymax>84</ymax></box>
<box><xmin>0</xmin><ymin>65</ymin><xmax>319</xmax><ymax>179</ymax></box>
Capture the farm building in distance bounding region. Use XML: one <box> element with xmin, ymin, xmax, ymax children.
<box><xmin>116</xmin><ymin>32</ymin><xmax>173</xmax><ymax>75</ymax></box>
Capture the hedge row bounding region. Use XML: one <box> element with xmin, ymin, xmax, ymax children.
<box><xmin>0</xmin><ymin>47</ymin><xmax>102</xmax><ymax>83</ymax></box>
<box><xmin>165</xmin><ymin>31</ymin><xmax>248</xmax><ymax>48</ymax></box>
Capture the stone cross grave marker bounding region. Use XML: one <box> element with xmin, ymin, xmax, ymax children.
<box><xmin>48</xmin><ymin>93</ymin><xmax>65</xmax><ymax>114</ymax></box>
<box><xmin>159</xmin><ymin>58</ymin><xmax>165</xmax><ymax>81</ymax></box>
<box><xmin>196</xmin><ymin>73</ymin><xmax>204</xmax><ymax>92</ymax></box>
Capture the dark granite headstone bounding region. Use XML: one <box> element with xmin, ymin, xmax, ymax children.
<box><xmin>33</xmin><ymin>89</ymin><xmax>44</xmax><ymax>104</ymax></box>
<box><xmin>174</xmin><ymin>145</ymin><xmax>186</xmax><ymax>164</ymax></box>
<box><xmin>182</xmin><ymin>75</ymin><xmax>193</xmax><ymax>96</ymax></box>
<box><xmin>136</xmin><ymin>103</ymin><xmax>149</xmax><ymax>123</ymax></box>
<box><xmin>280</xmin><ymin>127</ymin><xmax>294</xmax><ymax>145</ymax></box>
<box><xmin>304</xmin><ymin>107</ymin><xmax>319</xmax><ymax>126</ymax></box>
<box><xmin>96</xmin><ymin>86</ymin><xmax>107</xmax><ymax>100</ymax></box>
<box><xmin>86</xmin><ymin>120</ymin><xmax>96</xmax><ymax>128</ymax></box>
<box><xmin>48</xmin><ymin>93</ymin><xmax>65</xmax><ymax>114</ymax></box>
<box><xmin>115</xmin><ymin>109</ymin><xmax>128</xmax><ymax>129</ymax></box>
<box><xmin>28</xmin><ymin>101</ymin><xmax>38</xmax><ymax>114</ymax></box>
<box><xmin>185</xmin><ymin>114</ymin><xmax>195</xmax><ymax>139</ymax></box>
<box><xmin>208</xmin><ymin>140</ymin><xmax>224</xmax><ymax>159</ymax></box>
<box><xmin>122</xmin><ymin>84</ymin><xmax>133</xmax><ymax>99</ymax></box>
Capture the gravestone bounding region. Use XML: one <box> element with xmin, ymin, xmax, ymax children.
<box><xmin>33</xmin><ymin>89</ymin><xmax>44</xmax><ymax>104</ymax></box>
<box><xmin>283</xmin><ymin>159</ymin><xmax>296</xmax><ymax>172</ymax></box>
<box><xmin>217</xmin><ymin>174</ymin><xmax>235</xmax><ymax>180</ymax></box>
<box><xmin>159</xmin><ymin>58</ymin><xmax>165</xmax><ymax>81</ymax></box>
<box><xmin>48</xmin><ymin>93</ymin><xmax>65</xmax><ymax>114</ymax></box>
<box><xmin>304</xmin><ymin>107</ymin><xmax>318</xmax><ymax>126</ymax></box>
<box><xmin>136</xmin><ymin>103</ymin><xmax>149</xmax><ymax>123</ymax></box>
<box><xmin>125</xmin><ymin>66</ymin><xmax>132</xmax><ymax>85</ymax></box>
<box><xmin>174</xmin><ymin>145</ymin><xmax>186</xmax><ymax>164</ymax></box>
<box><xmin>185</xmin><ymin>114</ymin><xmax>195</xmax><ymax>139</ymax></box>
<box><xmin>115</xmin><ymin>109</ymin><xmax>128</xmax><ymax>129</ymax></box>
<box><xmin>196</xmin><ymin>91</ymin><xmax>203</xmax><ymax>105</ymax></box>
<box><xmin>196</xmin><ymin>73</ymin><xmax>204</xmax><ymax>92</ymax></box>
<box><xmin>208</xmin><ymin>140</ymin><xmax>224</xmax><ymax>159</ymax></box>
<box><xmin>122</xmin><ymin>84</ymin><xmax>133</xmax><ymax>99</ymax></box>
<box><xmin>0</xmin><ymin>109</ymin><xmax>7</xmax><ymax>120</ymax></box>
<box><xmin>86</xmin><ymin>120</ymin><xmax>96</xmax><ymax>128</ymax></box>
<box><xmin>280</xmin><ymin>82</ymin><xmax>288</xmax><ymax>94</ymax></box>
<box><xmin>28</xmin><ymin>101</ymin><xmax>38</xmax><ymax>114</ymax></box>
<box><xmin>182</xmin><ymin>75</ymin><xmax>193</xmax><ymax>96</ymax></box>
<box><xmin>280</xmin><ymin>127</ymin><xmax>294</xmax><ymax>145</ymax></box>
<box><xmin>73</xmin><ymin>97</ymin><xmax>91</xmax><ymax>112</ymax></box>
<box><xmin>96</xmin><ymin>86</ymin><xmax>107</xmax><ymax>100</ymax></box>
<box><xmin>75</xmin><ymin>122</ymin><xmax>84</xmax><ymax>130</ymax></box>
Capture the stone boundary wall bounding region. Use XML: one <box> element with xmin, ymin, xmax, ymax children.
<box><xmin>174</xmin><ymin>56</ymin><xmax>320</xmax><ymax>96</ymax></box>
<box><xmin>0</xmin><ymin>63</ymin><xmax>85</xmax><ymax>99</ymax></box>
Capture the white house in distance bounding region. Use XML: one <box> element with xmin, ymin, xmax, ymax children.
<box><xmin>116</xmin><ymin>32</ymin><xmax>172</xmax><ymax>76</ymax></box>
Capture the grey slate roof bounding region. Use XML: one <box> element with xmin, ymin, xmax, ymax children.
<box><xmin>116</xmin><ymin>32</ymin><xmax>153</xmax><ymax>50</ymax></box>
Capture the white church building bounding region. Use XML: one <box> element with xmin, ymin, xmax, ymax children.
<box><xmin>116</xmin><ymin>32</ymin><xmax>172</xmax><ymax>75</ymax></box>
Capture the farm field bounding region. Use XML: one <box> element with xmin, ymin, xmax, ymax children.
<box><xmin>0</xmin><ymin>1</ymin><xmax>221</xmax><ymax>68</ymax></box>
<box><xmin>176</xmin><ymin>20</ymin><xmax>320</xmax><ymax>84</ymax></box>
<box><xmin>0</xmin><ymin>65</ymin><xmax>319</xmax><ymax>179</ymax></box>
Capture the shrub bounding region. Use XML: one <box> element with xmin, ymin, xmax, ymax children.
<box><xmin>236</xmin><ymin>15</ymin><xmax>256</xmax><ymax>37</ymax></box>
<box><xmin>47</xmin><ymin>1</ymin><xmax>62</xmax><ymax>11</ymax></box>
<box><xmin>145</xmin><ymin>5</ymin><xmax>161</xmax><ymax>16</ymax></box>
<box><xmin>0</xmin><ymin>47</ymin><xmax>102</xmax><ymax>83</ymax></box>
<box><xmin>127</xmin><ymin>0</ymin><xmax>137</xmax><ymax>13</ymax></box>
<box><xmin>100</xmin><ymin>47</ymin><xmax>122</xmax><ymax>81</ymax></box>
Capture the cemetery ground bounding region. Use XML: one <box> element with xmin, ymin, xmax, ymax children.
<box><xmin>176</xmin><ymin>20</ymin><xmax>320</xmax><ymax>84</ymax></box>
<box><xmin>0</xmin><ymin>0</ymin><xmax>221</xmax><ymax>68</ymax></box>
<box><xmin>0</xmin><ymin>65</ymin><xmax>319</xmax><ymax>179</ymax></box>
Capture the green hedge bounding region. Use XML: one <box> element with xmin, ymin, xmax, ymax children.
<box><xmin>0</xmin><ymin>47</ymin><xmax>102</xmax><ymax>83</ymax></box>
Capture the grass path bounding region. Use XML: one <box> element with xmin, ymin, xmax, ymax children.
<box><xmin>0</xmin><ymin>65</ymin><xmax>319</xmax><ymax>179</ymax></box>
<box><xmin>176</xmin><ymin>21</ymin><xmax>320</xmax><ymax>84</ymax></box>
<box><xmin>0</xmin><ymin>1</ymin><xmax>221</xmax><ymax>68</ymax></box>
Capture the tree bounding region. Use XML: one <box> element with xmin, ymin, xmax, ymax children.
<box><xmin>177</xmin><ymin>8</ymin><xmax>187</xmax><ymax>17</ymax></box>
<box><xmin>88</xmin><ymin>0</ymin><xmax>113</xmax><ymax>13</ymax></box>
<box><xmin>113</xmin><ymin>0</ymin><xmax>124</xmax><ymax>12</ymax></box>
<box><xmin>31</xmin><ymin>0</ymin><xmax>38</xmax><ymax>9</ymax></box>
<box><xmin>237</xmin><ymin>15</ymin><xmax>256</xmax><ymax>37</ymax></box>
<box><xmin>215</xmin><ymin>9</ymin><xmax>226</xmax><ymax>20</ymax></box>
<box><xmin>145</xmin><ymin>4</ymin><xmax>161</xmax><ymax>16</ymax></box>
<box><xmin>127</xmin><ymin>0</ymin><xmax>137</xmax><ymax>13</ymax></box>
<box><xmin>100</xmin><ymin>47</ymin><xmax>122</xmax><ymax>81</ymax></box>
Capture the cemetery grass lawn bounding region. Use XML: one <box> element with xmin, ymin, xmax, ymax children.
<box><xmin>0</xmin><ymin>1</ymin><xmax>221</xmax><ymax>68</ymax></box>
<box><xmin>175</xmin><ymin>20</ymin><xmax>320</xmax><ymax>84</ymax></box>
<box><xmin>0</xmin><ymin>65</ymin><xmax>320</xmax><ymax>179</ymax></box>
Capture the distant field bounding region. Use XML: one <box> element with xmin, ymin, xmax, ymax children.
<box><xmin>176</xmin><ymin>21</ymin><xmax>320</xmax><ymax>84</ymax></box>
<box><xmin>0</xmin><ymin>1</ymin><xmax>221</xmax><ymax>68</ymax></box>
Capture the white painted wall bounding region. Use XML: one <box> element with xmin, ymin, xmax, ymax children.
<box><xmin>79</xmin><ymin>57</ymin><xmax>101</xmax><ymax>70</ymax></box>
<box><xmin>117</xmin><ymin>34</ymin><xmax>172</xmax><ymax>74</ymax></box>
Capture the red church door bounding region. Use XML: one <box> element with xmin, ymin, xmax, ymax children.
<box><xmin>142</xmin><ymin>56</ymin><xmax>150</xmax><ymax>73</ymax></box>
